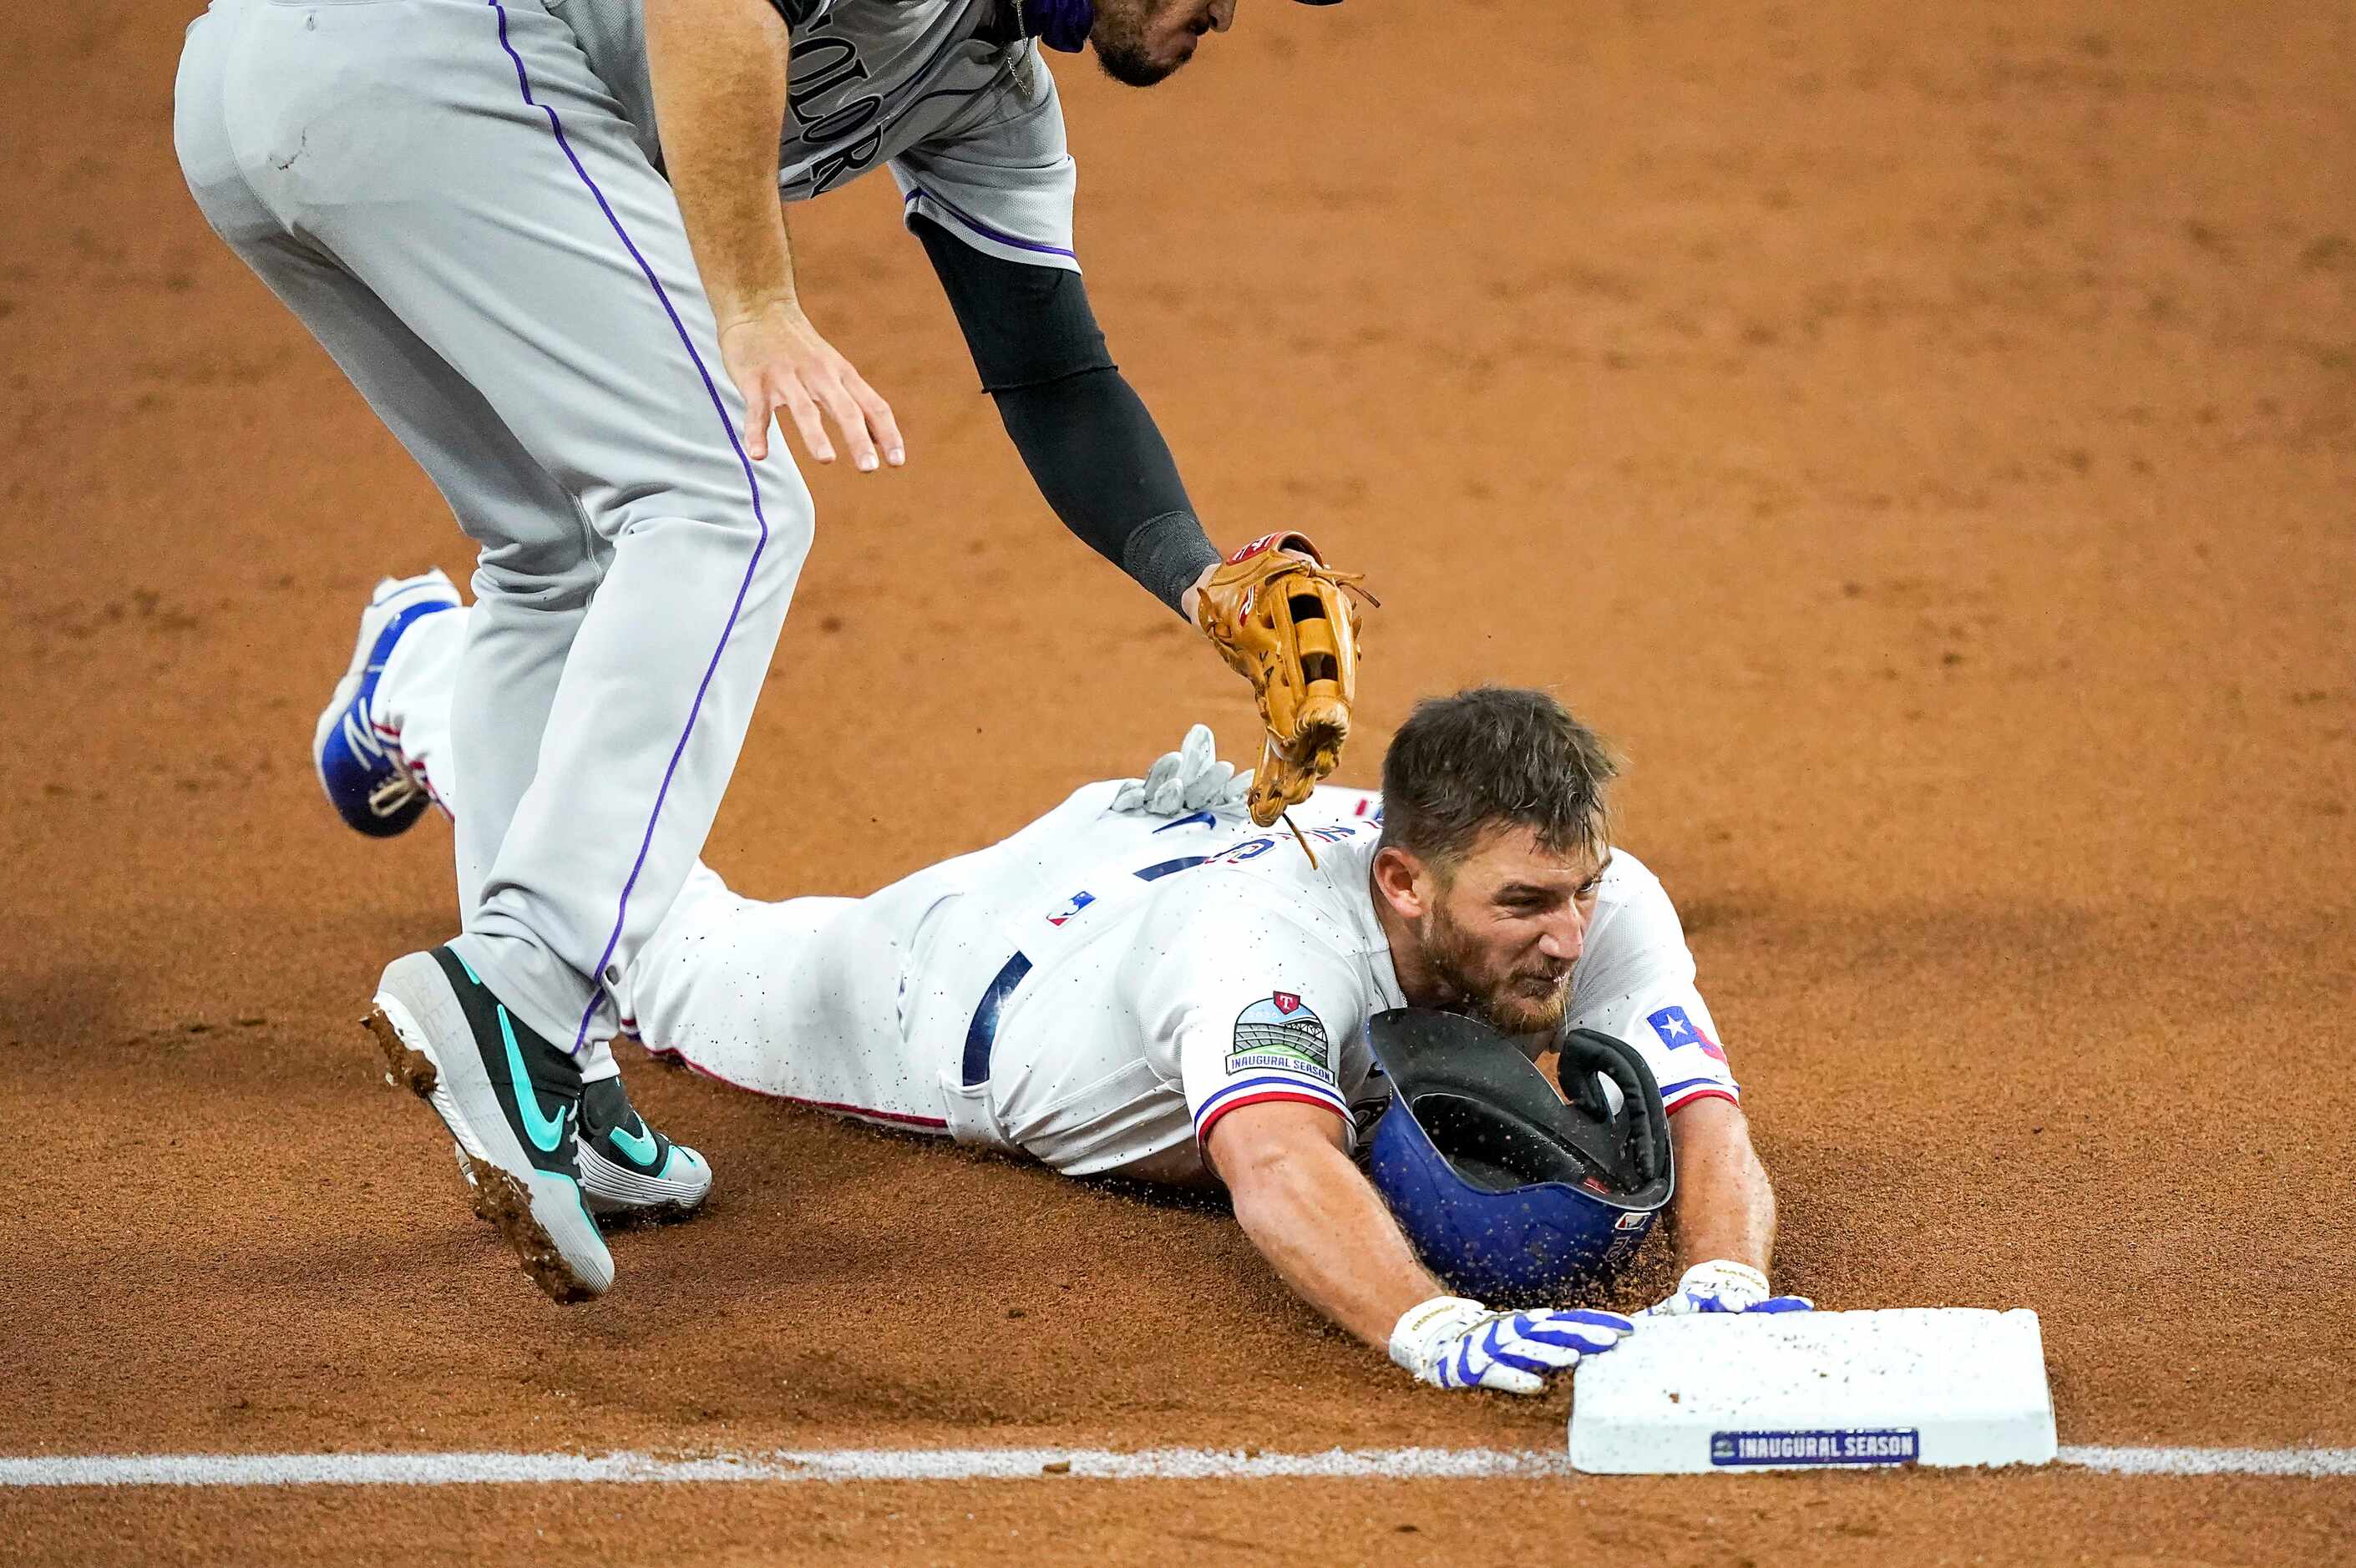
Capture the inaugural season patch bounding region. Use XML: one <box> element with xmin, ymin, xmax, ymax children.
<box><xmin>1226</xmin><ymin>992</ymin><xmax>1336</xmax><ymax>1085</ymax></box>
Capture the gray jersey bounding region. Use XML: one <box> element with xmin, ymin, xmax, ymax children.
<box><xmin>551</xmin><ymin>0</ymin><xmax>1079</xmax><ymax>266</ymax></box>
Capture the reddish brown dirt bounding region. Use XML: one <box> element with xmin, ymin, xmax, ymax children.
<box><xmin>4</xmin><ymin>0</ymin><xmax>2352</xmax><ymax>1560</ymax></box>
<box><xmin>8</xmin><ymin>1475</ymin><xmax>2356</xmax><ymax>1567</ymax></box>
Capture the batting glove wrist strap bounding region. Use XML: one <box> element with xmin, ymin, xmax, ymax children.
<box><xmin>1390</xmin><ymin>1296</ymin><xmax>1491</xmax><ymax>1380</ymax></box>
<box><xmin>1644</xmin><ymin>1258</ymin><xmax>1815</xmax><ymax>1317</ymax></box>
<box><xmin>1390</xmin><ymin>1295</ymin><xmax>1635</xmax><ymax>1396</ymax></box>
<box><xmin>1683</xmin><ymin>1259</ymin><xmax>1771</xmax><ymax>1302</ymax></box>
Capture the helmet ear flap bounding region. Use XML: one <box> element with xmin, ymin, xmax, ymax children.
<box><xmin>1556</xmin><ymin>1049</ymin><xmax>1618</xmax><ymax>1123</ymax></box>
<box><xmin>1554</xmin><ymin>1026</ymin><xmax>1669</xmax><ymax>1186</ymax></box>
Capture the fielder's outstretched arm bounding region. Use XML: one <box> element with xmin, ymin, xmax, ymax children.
<box><xmin>914</xmin><ymin>218</ymin><xmax>1221</xmax><ymax>619</ymax></box>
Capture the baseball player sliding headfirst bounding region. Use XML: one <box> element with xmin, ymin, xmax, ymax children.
<box><xmin>329</xmin><ymin>582</ymin><xmax>1806</xmax><ymax>1390</ymax></box>
<box><xmin>175</xmin><ymin>0</ymin><xmax>1366</xmax><ymax>1300</ymax></box>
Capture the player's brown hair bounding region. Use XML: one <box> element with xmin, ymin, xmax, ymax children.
<box><xmin>1376</xmin><ymin>687</ymin><xmax>1619</xmax><ymax>873</ymax></box>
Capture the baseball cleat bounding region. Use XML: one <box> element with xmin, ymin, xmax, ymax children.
<box><xmin>449</xmin><ymin>1075</ymin><xmax>713</xmax><ymax>1225</ymax></box>
<box><xmin>366</xmin><ymin>947</ymin><xmax>614</xmax><ymax>1302</ymax></box>
<box><xmin>313</xmin><ymin>569</ymin><xmax>459</xmax><ymax>837</ymax></box>
<box><xmin>577</xmin><ymin>1076</ymin><xmax>713</xmax><ymax>1221</ymax></box>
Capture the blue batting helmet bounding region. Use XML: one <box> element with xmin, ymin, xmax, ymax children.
<box><xmin>1365</xmin><ymin>1009</ymin><xmax>1675</xmax><ymax>1303</ymax></box>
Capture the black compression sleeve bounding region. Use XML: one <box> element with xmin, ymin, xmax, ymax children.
<box><xmin>915</xmin><ymin>217</ymin><xmax>1219</xmax><ymax>617</ymax></box>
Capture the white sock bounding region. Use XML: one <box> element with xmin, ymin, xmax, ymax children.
<box><xmin>371</xmin><ymin>603</ymin><xmax>470</xmax><ymax>817</ymax></box>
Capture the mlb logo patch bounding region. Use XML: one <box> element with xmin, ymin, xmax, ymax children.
<box><xmin>1046</xmin><ymin>891</ymin><xmax>1095</xmax><ymax>927</ymax></box>
<box><xmin>1649</xmin><ymin>1005</ymin><xmax>1729</xmax><ymax>1063</ymax></box>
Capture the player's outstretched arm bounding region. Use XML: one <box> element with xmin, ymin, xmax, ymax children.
<box><xmin>1209</xmin><ymin>1100</ymin><xmax>1436</xmax><ymax>1345</ymax></box>
<box><xmin>1664</xmin><ymin>1096</ymin><xmax>1776</xmax><ymax>1271</ymax></box>
<box><xmin>1644</xmin><ymin>1097</ymin><xmax>1812</xmax><ymax>1317</ymax></box>
<box><xmin>1209</xmin><ymin>1100</ymin><xmax>1634</xmax><ymax>1393</ymax></box>
<box><xmin>915</xmin><ymin>223</ymin><xmax>1368</xmax><ymax>822</ymax></box>
<box><xmin>911</xmin><ymin>218</ymin><xmax>1217</xmax><ymax>616</ymax></box>
<box><xmin>646</xmin><ymin>0</ymin><xmax>901</xmax><ymax>470</ymax></box>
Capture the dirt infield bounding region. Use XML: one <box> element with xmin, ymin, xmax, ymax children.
<box><xmin>10</xmin><ymin>1474</ymin><xmax>2356</xmax><ymax>1566</ymax></box>
<box><xmin>4</xmin><ymin>0</ymin><xmax>2351</xmax><ymax>1560</ymax></box>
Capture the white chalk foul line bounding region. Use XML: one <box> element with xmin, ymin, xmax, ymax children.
<box><xmin>2057</xmin><ymin>1446</ymin><xmax>2356</xmax><ymax>1478</ymax></box>
<box><xmin>0</xmin><ymin>1445</ymin><xmax>2352</xmax><ymax>1487</ymax></box>
<box><xmin>0</xmin><ymin>1449</ymin><xmax>1563</xmax><ymax>1488</ymax></box>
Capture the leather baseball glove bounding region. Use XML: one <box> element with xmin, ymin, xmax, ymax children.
<box><xmin>1193</xmin><ymin>533</ymin><xmax>1373</xmax><ymax>826</ymax></box>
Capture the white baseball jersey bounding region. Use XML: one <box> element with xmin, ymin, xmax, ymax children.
<box><xmin>621</xmin><ymin>783</ymin><xmax>1742</xmax><ymax>1184</ymax></box>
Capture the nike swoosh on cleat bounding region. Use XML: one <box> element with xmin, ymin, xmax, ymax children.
<box><xmin>497</xmin><ymin>1006</ymin><xmax>570</xmax><ymax>1155</ymax></box>
<box><xmin>608</xmin><ymin>1119</ymin><xmax>659</xmax><ymax>1166</ymax></box>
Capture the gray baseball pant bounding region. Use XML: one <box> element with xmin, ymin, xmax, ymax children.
<box><xmin>175</xmin><ymin>0</ymin><xmax>813</xmax><ymax>1050</ymax></box>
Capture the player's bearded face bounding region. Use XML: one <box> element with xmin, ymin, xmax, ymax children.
<box><xmin>1091</xmin><ymin>0</ymin><xmax>1235</xmax><ymax>88</ymax></box>
<box><xmin>1412</xmin><ymin>832</ymin><xmax>1608</xmax><ymax>1037</ymax></box>
<box><xmin>1420</xmin><ymin>894</ymin><xmax>1573</xmax><ymax>1035</ymax></box>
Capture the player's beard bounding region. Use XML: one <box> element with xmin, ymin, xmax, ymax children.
<box><xmin>1091</xmin><ymin>0</ymin><xmax>1192</xmax><ymax>88</ymax></box>
<box><xmin>1419</xmin><ymin>899</ymin><xmax>1575</xmax><ymax>1038</ymax></box>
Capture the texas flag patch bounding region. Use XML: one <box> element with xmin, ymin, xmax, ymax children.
<box><xmin>1649</xmin><ymin>1005</ymin><xmax>1729</xmax><ymax>1063</ymax></box>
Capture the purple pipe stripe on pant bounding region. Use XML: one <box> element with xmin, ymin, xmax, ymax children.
<box><xmin>484</xmin><ymin>0</ymin><xmax>774</xmax><ymax>1054</ymax></box>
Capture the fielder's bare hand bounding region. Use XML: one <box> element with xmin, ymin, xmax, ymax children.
<box><xmin>720</xmin><ymin>300</ymin><xmax>904</xmax><ymax>472</ymax></box>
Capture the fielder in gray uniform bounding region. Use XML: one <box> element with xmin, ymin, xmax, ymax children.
<box><xmin>174</xmin><ymin>0</ymin><xmax>1346</xmax><ymax>1303</ymax></box>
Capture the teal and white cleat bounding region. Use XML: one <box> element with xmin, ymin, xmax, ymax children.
<box><xmin>576</xmin><ymin>1076</ymin><xmax>713</xmax><ymax>1222</ymax></box>
<box><xmin>367</xmin><ymin>947</ymin><xmax>613</xmax><ymax>1302</ymax></box>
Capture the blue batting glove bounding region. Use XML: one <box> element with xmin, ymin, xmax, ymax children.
<box><xmin>1390</xmin><ymin>1297</ymin><xmax>1637</xmax><ymax>1395</ymax></box>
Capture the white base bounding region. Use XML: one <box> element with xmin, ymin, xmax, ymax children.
<box><xmin>1568</xmin><ymin>1308</ymin><xmax>2057</xmax><ymax>1474</ymax></box>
